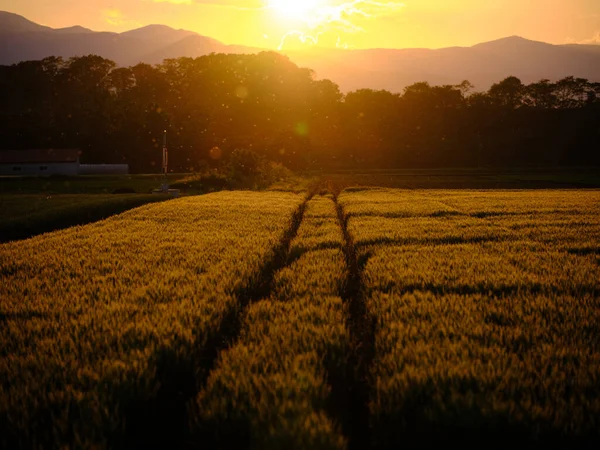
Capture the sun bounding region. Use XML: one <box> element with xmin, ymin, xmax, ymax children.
<box><xmin>268</xmin><ymin>0</ymin><xmax>324</xmax><ymax>21</ymax></box>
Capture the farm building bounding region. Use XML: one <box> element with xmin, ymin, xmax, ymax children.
<box><xmin>0</xmin><ymin>149</ymin><xmax>81</xmax><ymax>176</ymax></box>
<box><xmin>0</xmin><ymin>149</ymin><xmax>128</xmax><ymax>176</ymax></box>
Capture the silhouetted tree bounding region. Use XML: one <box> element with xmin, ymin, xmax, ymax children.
<box><xmin>0</xmin><ymin>54</ymin><xmax>598</xmax><ymax>171</ymax></box>
<box><xmin>489</xmin><ymin>76</ymin><xmax>525</xmax><ymax>108</ymax></box>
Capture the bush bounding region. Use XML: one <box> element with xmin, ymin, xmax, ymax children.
<box><xmin>178</xmin><ymin>150</ymin><xmax>292</xmax><ymax>193</ymax></box>
<box><xmin>226</xmin><ymin>149</ymin><xmax>292</xmax><ymax>190</ymax></box>
<box><xmin>228</xmin><ymin>148</ymin><xmax>261</xmax><ymax>178</ymax></box>
<box><xmin>172</xmin><ymin>172</ymin><xmax>230</xmax><ymax>193</ymax></box>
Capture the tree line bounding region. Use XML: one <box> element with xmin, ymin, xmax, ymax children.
<box><xmin>1</xmin><ymin>52</ymin><xmax>599</xmax><ymax>172</ymax></box>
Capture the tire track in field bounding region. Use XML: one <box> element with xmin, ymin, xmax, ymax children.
<box><xmin>199</xmin><ymin>193</ymin><xmax>312</xmax><ymax>368</ymax></box>
<box><xmin>119</xmin><ymin>195</ymin><xmax>312</xmax><ymax>450</ymax></box>
<box><xmin>184</xmin><ymin>192</ymin><xmax>313</xmax><ymax>446</ymax></box>
<box><xmin>332</xmin><ymin>190</ymin><xmax>376</xmax><ymax>450</ymax></box>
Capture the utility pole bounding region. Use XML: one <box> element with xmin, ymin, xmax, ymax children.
<box><xmin>162</xmin><ymin>129</ymin><xmax>168</xmax><ymax>192</ymax></box>
<box><xmin>153</xmin><ymin>129</ymin><xmax>179</xmax><ymax>197</ymax></box>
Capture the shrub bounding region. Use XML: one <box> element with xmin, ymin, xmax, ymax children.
<box><xmin>226</xmin><ymin>149</ymin><xmax>293</xmax><ymax>190</ymax></box>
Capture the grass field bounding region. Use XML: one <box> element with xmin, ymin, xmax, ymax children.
<box><xmin>0</xmin><ymin>194</ymin><xmax>177</xmax><ymax>243</ymax></box>
<box><xmin>3</xmin><ymin>168</ymin><xmax>597</xmax><ymax>243</ymax></box>
<box><xmin>316</xmin><ymin>167</ymin><xmax>600</xmax><ymax>189</ymax></box>
<box><xmin>1</xmin><ymin>185</ymin><xmax>599</xmax><ymax>449</ymax></box>
<box><xmin>0</xmin><ymin>174</ymin><xmax>228</xmax><ymax>242</ymax></box>
<box><xmin>0</xmin><ymin>174</ymin><xmax>193</xmax><ymax>195</ymax></box>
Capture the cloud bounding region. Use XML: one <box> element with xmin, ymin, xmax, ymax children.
<box><xmin>103</xmin><ymin>8</ymin><xmax>126</xmax><ymax>26</ymax></box>
<box><xmin>144</xmin><ymin>0</ymin><xmax>265</xmax><ymax>9</ymax></box>
<box><xmin>580</xmin><ymin>32</ymin><xmax>600</xmax><ymax>44</ymax></box>
<box><xmin>566</xmin><ymin>31</ymin><xmax>600</xmax><ymax>45</ymax></box>
<box><xmin>139</xmin><ymin>1</ymin><xmax>406</xmax><ymax>47</ymax></box>
<box><xmin>102</xmin><ymin>8</ymin><xmax>141</xmax><ymax>28</ymax></box>
<box><xmin>145</xmin><ymin>0</ymin><xmax>405</xmax><ymax>16</ymax></box>
<box><xmin>277</xmin><ymin>0</ymin><xmax>405</xmax><ymax>49</ymax></box>
<box><xmin>150</xmin><ymin>0</ymin><xmax>194</xmax><ymax>4</ymax></box>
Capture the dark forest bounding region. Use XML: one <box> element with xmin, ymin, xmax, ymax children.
<box><xmin>1</xmin><ymin>52</ymin><xmax>599</xmax><ymax>173</ymax></box>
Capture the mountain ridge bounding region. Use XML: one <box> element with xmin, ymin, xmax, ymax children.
<box><xmin>1</xmin><ymin>11</ymin><xmax>599</xmax><ymax>92</ymax></box>
<box><xmin>0</xmin><ymin>10</ymin><xmax>54</xmax><ymax>34</ymax></box>
<box><xmin>54</xmin><ymin>25</ymin><xmax>95</xmax><ymax>34</ymax></box>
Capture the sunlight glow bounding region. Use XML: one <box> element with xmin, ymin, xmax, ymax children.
<box><xmin>268</xmin><ymin>0</ymin><xmax>324</xmax><ymax>21</ymax></box>
<box><xmin>266</xmin><ymin>0</ymin><xmax>406</xmax><ymax>50</ymax></box>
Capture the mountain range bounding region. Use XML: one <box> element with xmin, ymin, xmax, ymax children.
<box><xmin>1</xmin><ymin>10</ymin><xmax>599</xmax><ymax>93</ymax></box>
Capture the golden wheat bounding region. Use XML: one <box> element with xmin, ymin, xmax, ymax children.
<box><xmin>195</xmin><ymin>195</ymin><xmax>349</xmax><ymax>449</ymax></box>
<box><xmin>340</xmin><ymin>188</ymin><xmax>600</xmax><ymax>446</ymax></box>
<box><xmin>0</xmin><ymin>191</ymin><xmax>303</xmax><ymax>448</ymax></box>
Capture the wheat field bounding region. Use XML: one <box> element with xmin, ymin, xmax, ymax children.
<box><xmin>1</xmin><ymin>188</ymin><xmax>599</xmax><ymax>449</ymax></box>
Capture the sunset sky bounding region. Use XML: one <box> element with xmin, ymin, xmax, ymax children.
<box><xmin>1</xmin><ymin>0</ymin><xmax>599</xmax><ymax>50</ymax></box>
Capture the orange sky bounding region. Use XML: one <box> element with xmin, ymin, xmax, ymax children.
<box><xmin>1</xmin><ymin>0</ymin><xmax>599</xmax><ymax>49</ymax></box>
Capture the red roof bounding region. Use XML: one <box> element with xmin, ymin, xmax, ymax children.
<box><xmin>0</xmin><ymin>149</ymin><xmax>81</xmax><ymax>164</ymax></box>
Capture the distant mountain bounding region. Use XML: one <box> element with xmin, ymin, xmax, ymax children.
<box><xmin>284</xmin><ymin>36</ymin><xmax>600</xmax><ymax>92</ymax></box>
<box><xmin>0</xmin><ymin>11</ymin><xmax>229</xmax><ymax>66</ymax></box>
<box><xmin>141</xmin><ymin>34</ymin><xmax>234</xmax><ymax>63</ymax></box>
<box><xmin>120</xmin><ymin>25</ymin><xmax>198</xmax><ymax>46</ymax></box>
<box><xmin>54</xmin><ymin>26</ymin><xmax>94</xmax><ymax>34</ymax></box>
<box><xmin>564</xmin><ymin>43</ymin><xmax>600</xmax><ymax>56</ymax></box>
<box><xmin>1</xmin><ymin>11</ymin><xmax>599</xmax><ymax>92</ymax></box>
<box><xmin>0</xmin><ymin>10</ymin><xmax>53</xmax><ymax>34</ymax></box>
